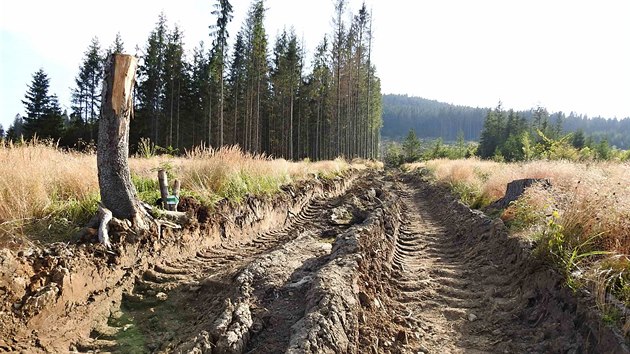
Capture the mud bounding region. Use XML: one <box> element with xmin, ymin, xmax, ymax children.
<box><xmin>0</xmin><ymin>170</ymin><xmax>627</xmax><ymax>353</ymax></box>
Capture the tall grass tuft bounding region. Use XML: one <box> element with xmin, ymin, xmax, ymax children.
<box><xmin>0</xmin><ymin>141</ymin><xmax>358</xmax><ymax>245</ymax></box>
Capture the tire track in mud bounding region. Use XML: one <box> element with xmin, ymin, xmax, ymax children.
<box><xmin>382</xmin><ymin>178</ymin><xmax>627</xmax><ymax>354</ymax></box>
<box><xmin>79</xmin><ymin>181</ymin><xmax>374</xmax><ymax>353</ymax></box>
<box><xmin>6</xmin><ymin>172</ymin><xmax>627</xmax><ymax>353</ymax></box>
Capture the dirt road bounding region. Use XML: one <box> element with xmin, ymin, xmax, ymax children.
<box><xmin>0</xmin><ymin>171</ymin><xmax>626</xmax><ymax>353</ymax></box>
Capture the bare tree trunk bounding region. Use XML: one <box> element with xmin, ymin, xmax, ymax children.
<box><xmin>97</xmin><ymin>54</ymin><xmax>146</xmax><ymax>226</ymax></box>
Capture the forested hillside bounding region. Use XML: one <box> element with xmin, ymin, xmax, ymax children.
<box><xmin>383</xmin><ymin>94</ymin><xmax>630</xmax><ymax>148</ymax></box>
<box><xmin>4</xmin><ymin>0</ymin><xmax>381</xmax><ymax>160</ymax></box>
<box><xmin>382</xmin><ymin>95</ymin><xmax>487</xmax><ymax>142</ymax></box>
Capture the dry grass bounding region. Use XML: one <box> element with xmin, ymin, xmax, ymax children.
<box><xmin>0</xmin><ymin>139</ymin><xmax>98</xmax><ymax>223</ymax></box>
<box><xmin>0</xmin><ymin>141</ymin><xmax>363</xmax><ymax>246</ymax></box>
<box><xmin>412</xmin><ymin>158</ymin><xmax>630</xmax><ymax>312</ymax></box>
<box><xmin>416</xmin><ymin>158</ymin><xmax>630</xmax><ymax>250</ymax></box>
<box><xmin>130</xmin><ymin>145</ymin><xmax>353</xmax><ymax>203</ymax></box>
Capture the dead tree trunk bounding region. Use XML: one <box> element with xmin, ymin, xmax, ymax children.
<box><xmin>97</xmin><ymin>54</ymin><xmax>147</xmax><ymax>227</ymax></box>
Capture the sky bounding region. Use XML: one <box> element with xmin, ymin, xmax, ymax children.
<box><xmin>1</xmin><ymin>0</ymin><xmax>629</xmax><ymax>130</ymax></box>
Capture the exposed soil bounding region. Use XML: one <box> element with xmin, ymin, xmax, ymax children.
<box><xmin>0</xmin><ymin>170</ymin><xmax>627</xmax><ymax>353</ymax></box>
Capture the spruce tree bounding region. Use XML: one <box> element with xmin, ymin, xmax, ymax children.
<box><xmin>6</xmin><ymin>114</ymin><xmax>24</xmax><ymax>140</ymax></box>
<box><xmin>22</xmin><ymin>68</ymin><xmax>64</xmax><ymax>139</ymax></box>
<box><xmin>163</xmin><ymin>25</ymin><xmax>185</xmax><ymax>148</ymax></box>
<box><xmin>71</xmin><ymin>37</ymin><xmax>104</xmax><ymax>140</ymax></box>
<box><xmin>402</xmin><ymin>129</ymin><xmax>421</xmax><ymax>162</ymax></box>
<box><xmin>270</xmin><ymin>28</ymin><xmax>301</xmax><ymax>158</ymax></box>
<box><xmin>572</xmin><ymin>129</ymin><xmax>585</xmax><ymax>149</ymax></box>
<box><xmin>210</xmin><ymin>0</ymin><xmax>233</xmax><ymax>147</ymax></box>
<box><xmin>110</xmin><ymin>32</ymin><xmax>125</xmax><ymax>54</ymax></box>
<box><xmin>190</xmin><ymin>42</ymin><xmax>211</xmax><ymax>147</ymax></box>
<box><xmin>227</xmin><ymin>32</ymin><xmax>246</xmax><ymax>146</ymax></box>
<box><xmin>136</xmin><ymin>13</ymin><xmax>168</xmax><ymax>145</ymax></box>
<box><xmin>242</xmin><ymin>0</ymin><xmax>268</xmax><ymax>152</ymax></box>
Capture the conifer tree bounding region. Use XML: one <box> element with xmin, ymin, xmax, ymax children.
<box><xmin>22</xmin><ymin>68</ymin><xmax>64</xmax><ymax>139</ymax></box>
<box><xmin>402</xmin><ymin>129</ymin><xmax>421</xmax><ymax>162</ymax></box>
<box><xmin>190</xmin><ymin>42</ymin><xmax>211</xmax><ymax>146</ymax></box>
<box><xmin>241</xmin><ymin>0</ymin><xmax>268</xmax><ymax>152</ymax></box>
<box><xmin>6</xmin><ymin>114</ymin><xmax>24</xmax><ymax>140</ymax></box>
<box><xmin>227</xmin><ymin>32</ymin><xmax>246</xmax><ymax>146</ymax></box>
<box><xmin>136</xmin><ymin>13</ymin><xmax>168</xmax><ymax>145</ymax></box>
<box><xmin>71</xmin><ymin>37</ymin><xmax>104</xmax><ymax>140</ymax></box>
<box><xmin>210</xmin><ymin>0</ymin><xmax>233</xmax><ymax>147</ymax></box>
<box><xmin>163</xmin><ymin>25</ymin><xmax>185</xmax><ymax>148</ymax></box>
<box><xmin>110</xmin><ymin>32</ymin><xmax>125</xmax><ymax>54</ymax></box>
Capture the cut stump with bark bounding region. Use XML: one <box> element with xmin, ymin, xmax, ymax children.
<box><xmin>94</xmin><ymin>54</ymin><xmax>189</xmax><ymax>248</ymax></box>
<box><xmin>488</xmin><ymin>178</ymin><xmax>551</xmax><ymax>210</ymax></box>
<box><xmin>97</xmin><ymin>54</ymin><xmax>148</xmax><ymax>229</ymax></box>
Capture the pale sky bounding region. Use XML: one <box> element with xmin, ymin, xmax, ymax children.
<box><xmin>1</xmin><ymin>0</ymin><xmax>629</xmax><ymax>130</ymax></box>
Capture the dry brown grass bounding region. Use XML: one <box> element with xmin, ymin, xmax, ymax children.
<box><xmin>129</xmin><ymin>145</ymin><xmax>353</xmax><ymax>203</ymax></box>
<box><xmin>0</xmin><ymin>140</ymin><xmax>98</xmax><ymax>223</ymax></box>
<box><xmin>414</xmin><ymin>158</ymin><xmax>630</xmax><ymax>310</ymax></box>
<box><xmin>415</xmin><ymin>158</ymin><xmax>630</xmax><ymax>253</ymax></box>
<box><xmin>0</xmin><ymin>141</ymin><xmax>363</xmax><ymax>245</ymax></box>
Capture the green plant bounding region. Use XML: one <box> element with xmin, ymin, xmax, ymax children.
<box><xmin>131</xmin><ymin>174</ymin><xmax>161</xmax><ymax>204</ymax></box>
<box><xmin>504</xmin><ymin>194</ymin><xmax>546</xmax><ymax>232</ymax></box>
<box><xmin>541</xmin><ymin>211</ymin><xmax>611</xmax><ymax>290</ymax></box>
<box><xmin>449</xmin><ymin>181</ymin><xmax>490</xmax><ymax>209</ymax></box>
<box><xmin>137</xmin><ymin>137</ymin><xmax>157</xmax><ymax>158</ymax></box>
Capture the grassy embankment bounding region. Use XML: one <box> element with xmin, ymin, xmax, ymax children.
<box><xmin>0</xmin><ymin>139</ymin><xmax>374</xmax><ymax>247</ymax></box>
<box><xmin>404</xmin><ymin>158</ymin><xmax>630</xmax><ymax>332</ymax></box>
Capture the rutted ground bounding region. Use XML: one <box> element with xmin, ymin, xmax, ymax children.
<box><xmin>0</xmin><ymin>170</ymin><xmax>627</xmax><ymax>353</ymax></box>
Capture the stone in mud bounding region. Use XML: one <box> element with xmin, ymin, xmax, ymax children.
<box><xmin>330</xmin><ymin>206</ymin><xmax>353</xmax><ymax>225</ymax></box>
<box><xmin>358</xmin><ymin>291</ymin><xmax>371</xmax><ymax>308</ymax></box>
<box><xmin>21</xmin><ymin>284</ymin><xmax>59</xmax><ymax>316</ymax></box>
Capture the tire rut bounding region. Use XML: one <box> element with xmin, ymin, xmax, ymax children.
<box><xmin>381</xmin><ymin>178</ymin><xmax>620</xmax><ymax>354</ymax></box>
<box><xmin>85</xmin><ymin>180</ymin><xmax>374</xmax><ymax>353</ymax></box>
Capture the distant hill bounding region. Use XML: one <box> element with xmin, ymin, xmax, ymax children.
<box><xmin>382</xmin><ymin>94</ymin><xmax>630</xmax><ymax>148</ymax></box>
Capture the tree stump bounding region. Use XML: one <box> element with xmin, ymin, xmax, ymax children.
<box><xmin>97</xmin><ymin>54</ymin><xmax>147</xmax><ymax>228</ymax></box>
<box><xmin>94</xmin><ymin>54</ymin><xmax>189</xmax><ymax>248</ymax></box>
<box><xmin>489</xmin><ymin>178</ymin><xmax>551</xmax><ymax>209</ymax></box>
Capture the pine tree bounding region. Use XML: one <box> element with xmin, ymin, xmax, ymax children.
<box><xmin>110</xmin><ymin>32</ymin><xmax>125</xmax><ymax>54</ymax></box>
<box><xmin>163</xmin><ymin>25</ymin><xmax>186</xmax><ymax>149</ymax></box>
<box><xmin>210</xmin><ymin>0</ymin><xmax>233</xmax><ymax>147</ymax></box>
<box><xmin>6</xmin><ymin>114</ymin><xmax>24</xmax><ymax>140</ymax></box>
<box><xmin>242</xmin><ymin>0</ymin><xmax>268</xmax><ymax>152</ymax></box>
<box><xmin>227</xmin><ymin>32</ymin><xmax>247</xmax><ymax>146</ymax></box>
<box><xmin>0</xmin><ymin>124</ymin><xmax>5</xmax><ymax>139</ymax></box>
<box><xmin>136</xmin><ymin>13</ymin><xmax>168</xmax><ymax>145</ymax></box>
<box><xmin>22</xmin><ymin>68</ymin><xmax>64</xmax><ymax>139</ymax></box>
<box><xmin>402</xmin><ymin>129</ymin><xmax>421</xmax><ymax>162</ymax></box>
<box><xmin>71</xmin><ymin>37</ymin><xmax>104</xmax><ymax>140</ymax></box>
<box><xmin>270</xmin><ymin>28</ymin><xmax>301</xmax><ymax>159</ymax></box>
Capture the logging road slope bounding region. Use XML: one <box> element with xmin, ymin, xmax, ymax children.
<box><xmin>0</xmin><ymin>171</ymin><xmax>626</xmax><ymax>353</ymax></box>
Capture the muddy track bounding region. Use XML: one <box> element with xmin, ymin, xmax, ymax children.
<box><xmin>366</xmin><ymin>174</ymin><xmax>628</xmax><ymax>354</ymax></box>
<box><xmin>1</xmin><ymin>171</ymin><xmax>627</xmax><ymax>353</ymax></box>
